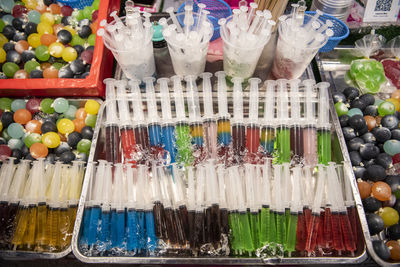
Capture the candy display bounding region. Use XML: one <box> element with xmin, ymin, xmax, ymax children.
<box><xmin>0</xmin><ymin>0</ymin><xmax>100</xmax><ymax>79</ymax></box>
<box><xmin>73</xmin><ymin>73</ymin><xmax>363</xmax><ymax>261</ymax></box>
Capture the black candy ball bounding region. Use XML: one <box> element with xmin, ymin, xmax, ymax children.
<box><xmin>80</xmin><ymin>126</ymin><xmax>94</xmax><ymax>140</ymax></box>
<box><xmin>365</xmin><ymin>164</ymin><xmax>387</xmax><ymax>182</ymax></box>
<box><xmin>55</xmin><ymin>142</ymin><xmax>71</xmax><ymax>157</ymax></box>
<box><xmin>391</xmin><ymin>129</ymin><xmax>400</xmax><ymax>141</ymax></box>
<box><xmin>1</xmin><ymin>112</ymin><xmax>14</xmax><ymax>128</ymax></box>
<box><xmin>361</xmin><ymin>132</ymin><xmax>376</xmax><ymax>144</ymax></box>
<box><xmin>78</xmin><ymin>25</ymin><xmax>92</xmax><ymax>39</ymax></box>
<box><xmin>3</xmin><ymin>42</ymin><xmax>15</xmax><ymax>52</ymax></box>
<box><xmin>381</xmin><ymin>115</ymin><xmax>399</xmax><ymax>130</ymax></box>
<box><xmin>349</xmin><ymin>114</ymin><xmax>366</xmax><ymax>130</ymax></box>
<box><xmin>24</xmin><ymin>22</ymin><xmax>37</xmax><ymax>35</ymax></box>
<box><xmin>342</xmin><ymin>127</ymin><xmax>356</xmax><ymax>141</ymax></box>
<box><xmin>387</xmin><ymin>224</ymin><xmax>400</xmax><ymax>241</ymax></box>
<box><xmin>350</xmin><ymin>99</ymin><xmax>367</xmax><ymax>111</ymax></box>
<box><xmin>59</xmin><ymin>151</ymin><xmax>76</xmax><ymax>164</ymax></box>
<box><xmin>6</xmin><ymin>50</ymin><xmax>21</xmax><ymax>64</ymax></box>
<box><xmin>70</xmin><ymin>59</ymin><xmax>85</xmax><ymax>74</ymax></box>
<box><xmin>57</xmin><ymin>29</ymin><xmax>72</xmax><ymax>45</ymax></box>
<box><xmin>386</xmin><ymin>175</ymin><xmax>400</xmax><ymax>193</ymax></box>
<box><xmin>375</xmin><ymin>153</ymin><xmax>393</xmax><ymax>169</ymax></box>
<box><xmin>58</xmin><ymin>66</ymin><xmax>74</xmax><ymax>78</ymax></box>
<box><xmin>21</xmin><ymin>50</ymin><xmax>36</xmax><ymax>63</ymax></box>
<box><xmin>29</xmin><ymin>69</ymin><xmax>43</xmax><ymax>78</ymax></box>
<box><xmin>353</xmin><ymin>166</ymin><xmax>367</xmax><ymax>180</ymax></box>
<box><xmin>373</xmin><ymin>127</ymin><xmax>391</xmax><ymax>143</ymax></box>
<box><xmin>364</xmin><ymin>105</ymin><xmax>378</xmax><ymax>117</ymax></box>
<box><xmin>67</xmin><ymin>131</ymin><xmax>82</xmax><ymax>148</ymax></box>
<box><xmin>360</xmin><ymin>94</ymin><xmax>376</xmax><ymax>106</ymax></box>
<box><xmin>350</xmin><ymin>151</ymin><xmax>363</xmax><ymax>166</ymax></box>
<box><xmin>2</xmin><ymin>25</ymin><xmax>16</xmax><ymax>40</ymax></box>
<box><xmin>372</xmin><ymin>240</ymin><xmax>391</xmax><ymax>261</ymax></box>
<box><xmin>13</xmin><ymin>31</ymin><xmax>27</xmax><ymax>41</ymax></box>
<box><xmin>347</xmin><ymin>137</ymin><xmax>364</xmax><ymax>151</ymax></box>
<box><xmin>41</xmin><ymin>121</ymin><xmax>57</xmax><ymax>134</ymax></box>
<box><xmin>363</xmin><ymin>197</ymin><xmax>382</xmax><ymax>213</ymax></box>
<box><xmin>343</xmin><ymin>87</ymin><xmax>360</xmax><ymax>101</ymax></box>
<box><xmin>333</xmin><ymin>92</ymin><xmax>347</xmax><ymax>103</ymax></box>
<box><xmin>366</xmin><ymin>213</ymin><xmax>385</xmax><ymax>235</ymax></box>
<box><xmin>359</xmin><ymin>143</ymin><xmax>379</xmax><ymax>160</ymax></box>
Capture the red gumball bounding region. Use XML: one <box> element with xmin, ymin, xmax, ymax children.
<box><xmin>393</xmin><ymin>153</ymin><xmax>400</xmax><ymax>164</ymax></box>
<box><xmin>26</xmin><ymin>98</ymin><xmax>41</xmax><ymax>114</ymax></box>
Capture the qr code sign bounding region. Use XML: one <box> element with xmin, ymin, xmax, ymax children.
<box><xmin>374</xmin><ymin>0</ymin><xmax>393</xmax><ymax>11</ymax></box>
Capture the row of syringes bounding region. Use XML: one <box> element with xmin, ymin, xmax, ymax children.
<box><xmin>78</xmin><ymin>159</ymin><xmax>359</xmax><ymax>257</ymax></box>
<box><xmin>102</xmin><ymin>72</ymin><xmax>332</xmax><ymax>167</ymax></box>
<box><xmin>0</xmin><ymin>158</ymin><xmax>85</xmax><ymax>252</ymax></box>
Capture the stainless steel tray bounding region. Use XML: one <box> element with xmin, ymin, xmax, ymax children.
<box><xmin>316</xmin><ymin>46</ymin><xmax>395</xmax><ymax>266</ymax></box>
<box><xmin>71</xmin><ymin>63</ymin><xmax>368</xmax><ymax>263</ymax></box>
<box><xmin>0</xmin><ymin>98</ymin><xmax>102</xmax><ymax>261</ymax></box>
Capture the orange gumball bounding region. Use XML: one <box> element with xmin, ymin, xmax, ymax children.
<box><xmin>13</xmin><ymin>109</ymin><xmax>32</xmax><ymax>125</ymax></box>
<box><xmin>53</xmin><ymin>24</ymin><xmax>63</xmax><ymax>35</ymax></box>
<box><xmin>25</xmin><ymin>119</ymin><xmax>42</xmax><ymax>134</ymax></box>
<box><xmin>75</xmin><ymin>107</ymin><xmax>87</xmax><ymax>120</ymax></box>
<box><xmin>90</xmin><ymin>22</ymin><xmax>97</xmax><ymax>35</ymax></box>
<box><xmin>40</xmin><ymin>34</ymin><xmax>57</xmax><ymax>46</ymax></box>
<box><xmin>392</xmin><ymin>90</ymin><xmax>400</xmax><ymax>100</ymax></box>
<box><xmin>40</xmin><ymin>62</ymin><xmax>52</xmax><ymax>70</ymax></box>
<box><xmin>49</xmin><ymin>3</ymin><xmax>61</xmax><ymax>14</ymax></box>
<box><xmin>43</xmin><ymin>67</ymin><xmax>58</xmax><ymax>78</ymax></box>
<box><xmin>364</xmin><ymin>115</ymin><xmax>376</xmax><ymax>131</ymax></box>
<box><xmin>387</xmin><ymin>98</ymin><xmax>400</xmax><ymax>111</ymax></box>
<box><xmin>36</xmin><ymin>4</ymin><xmax>47</xmax><ymax>14</ymax></box>
<box><xmin>30</xmin><ymin>143</ymin><xmax>48</xmax><ymax>159</ymax></box>
<box><xmin>73</xmin><ymin>118</ymin><xmax>85</xmax><ymax>133</ymax></box>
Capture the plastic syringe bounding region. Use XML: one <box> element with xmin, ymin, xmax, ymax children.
<box><xmin>302</xmin><ymin>79</ymin><xmax>318</xmax><ymax>166</ymax></box>
<box><xmin>150</xmin><ymin>163</ymin><xmax>166</xmax><ymax>241</ymax></box>
<box><xmin>226</xmin><ymin>166</ymin><xmax>241</xmax><ymax>254</ymax></box>
<box><xmin>246</xmin><ymin>78</ymin><xmax>261</xmax><ymax>162</ymax></box>
<box><xmin>317</xmin><ymin>82</ymin><xmax>331</xmax><ymax>165</ymax></box>
<box><xmin>204</xmin><ymin>160</ymin><xmax>221</xmax><ymax>246</ymax></box>
<box><xmin>116</xmin><ymin>80</ymin><xmax>137</xmax><ymax>165</ymax></box>
<box><xmin>295</xmin><ymin>166</ymin><xmax>308</xmax><ymax>252</ymax></box>
<box><xmin>193</xmin><ymin>165</ymin><xmax>206</xmax><ymax>249</ymax></box>
<box><xmin>143</xmin><ymin>166</ymin><xmax>158</xmax><ymax>252</ymax></box>
<box><xmin>201</xmin><ymin>72</ymin><xmax>218</xmax><ymax>160</ymax></box>
<box><xmin>215</xmin><ymin>71</ymin><xmax>232</xmax><ymax>147</ymax></box>
<box><xmin>282</xmin><ymin>162</ymin><xmax>292</xmax><ymax>252</ymax></box>
<box><xmin>289</xmin><ymin>79</ymin><xmax>303</xmax><ymax>161</ymax></box>
<box><xmin>1</xmin><ymin>160</ymin><xmax>30</xmax><ymax>246</ymax></box>
<box><xmin>216</xmin><ymin>164</ymin><xmax>229</xmax><ymax>237</ymax></box>
<box><xmin>286</xmin><ymin>164</ymin><xmax>301</xmax><ymax>256</ymax></box>
<box><xmin>342</xmin><ymin>161</ymin><xmax>358</xmax><ymax>250</ymax></box>
<box><xmin>79</xmin><ymin>162</ymin><xmax>94</xmax><ymax>247</ymax></box>
<box><xmin>244</xmin><ymin>163</ymin><xmax>259</xmax><ymax>250</ymax></box>
<box><xmin>158</xmin><ymin>78</ymin><xmax>177</xmax><ymax>164</ymax></box>
<box><xmin>97</xmin><ymin>162</ymin><xmax>113</xmax><ymax>252</ymax></box>
<box><xmin>172</xmin><ymin>75</ymin><xmax>193</xmax><ymax>166</ymax></box>
<box><xmin>231</xmin><ymin>77</ymin><xmax>246</xmax><ymax>164</ymax></box>
<box><xmin>86</xmin><ymin>161</ymin><xmax>105</xmax><ymax>247</ymax></box>
<box><xmin>125</xmin><ymin>164</ymin><xmax>139</xmax><ymax>252</ymax></box>
<box><xmin>259</xmin><ymin>159</ymin><xmax>272</xmax><ymax>246</ymax></box>
<box><xmin>186</xmin><ymin>75</ymin><xmax>204</xmax><ymax>150</ymax></box>
<box><xmin>276</xmin><ymin>79</ymin><xmax>291</xmax><ymax>163</ymax></box>
<box><xmin>136</xmin><ymin>165</ymin><xmax>147</xmax><ymax>251</ymax></box>
<box><xmin>129</xmin><ymin>79</ymin><xmax>151</xmax><ymax>164</ymax></box>
<box><xmin>261</xmin><ymin>80</ymin><xmax>276</xmax><ymax>156</ymax></box>
<box><xmin>145</xmin><ymin>77</ymin><xmax>163</xmax><ymax>150</ymax></box>
<box><xmin>104</xmin><ymin>78</ymin><xmax>121</xmax><ymax>164</ymax></box>
<box><xmin>329</xmin><ymin>163</ymin><xmax>356</xmax><ymax>254</ymax></box>
<box><xmin>273</xmin><ymin>164</ymin><xmax>286</xmax><ymax>250</ymax></box>
<box><xmin>305</xmin><ymin>164</ymin><xmax>326</xmax><ymax>255</ymax></box>
<box><xmin>59</xmin><ymin>164</ymin><xmax>72</xmax><ymax>250</ymax></box>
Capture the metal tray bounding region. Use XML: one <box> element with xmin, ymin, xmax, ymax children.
<box><xmin>71</xmin><ymin>62</ymin><xmax>368</xmax><ymax>263</ymax></box>
<box><xmin>0</xmin><ymin>98</ymin><xmax>102</xmax><ymax>260</ymax></box>
<box><xmin>315</xmin><ymin>46</ymin><xmax>396</xmax><ymax>266</ymax></box>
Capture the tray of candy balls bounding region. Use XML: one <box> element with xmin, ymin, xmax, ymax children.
<box><xmin>0</xmin><ymin>96</ymin><xmax>101</xmax><ymax>259</ymax></box>
<box><xmin>0</xmin><ymin>0</ymin><xmax>119</xmax><ymax>97</ymax></box>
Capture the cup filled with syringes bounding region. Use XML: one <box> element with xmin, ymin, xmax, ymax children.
<box><xmin>271</xmin><ymin>5</ymin><xmax>333</xmax><ymax>80</ymax></box>
<box><xmin>219</xmin><ymin>3</ymin><xmax>274</xmax><ymax>84</ymax></box>
<box><xmin>97</xmin><ymin>1</ymin><xmax>156</xmax><ymax>82</ymax></box>
<box><xmin>159</xmin><ymin>4</ymin><xmax>214</xmax><ymax>77</ymax></box>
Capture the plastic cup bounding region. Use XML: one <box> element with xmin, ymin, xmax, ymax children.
<box><xmin>164</xmin><ymin>12</ymin><xmax>213</xmax><ymax>77</ymax></box>
<box><xmin>221</xmin><ymin>15</ymin><xmax>271</xmax><ymax>83</ymax></box>
<box><xmin>271</xmin><ymin>14</ymin><xmax>329</xmax><ymax>80</ymax></box>
<box><xmin>101</xmin><ymin>16</ymin><xmax>156</xmax><ymax>81</ymax></box>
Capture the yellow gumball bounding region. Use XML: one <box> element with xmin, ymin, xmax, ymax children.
<box><xmin>63</xmin><ymin>26</ymin><xmax>76</xmax><ymax>36</ymax></box>
<box><xmin>49</xmin><ymin>42</ymin><xmax>64</xmax><ymax>58</ymax></box>
<box><xmin>41</xmin><ymin>132</ymin><xmax>60</xmax><ymax>148</ymax></box>
<box><xmin>40</xmin><ymin>12</ymin><xmax>55</xmax><ymax>25</ymax></box>
<box><xmin>28</xmin><ymin>33</ymin><xmax>41</xmax><ymax>48</ymax></box>
<box><xmin>0</xmin><ymin>34</ymin><xmax>8</xmax><ymax>48</ymax></box>
<box><xmin>37</xmin><ymin>22</ymin><xmax>53</xmax><ymax>35</ymax></box>
<box><xmin>62</xmin><ymin>47</ymin><xmax>77</xmax><ymax>62</ymax></box>
<box><xmin>0</xmin><ymin>48</ymin><xmax>6</xmax><ymax>64</ymax></box>
<box><xmin>57</xmin><ymin>118</ymin><xmax>75</xmax><ymax>134</ymax></box>
<box><xmin>387</xmin><ymin>98</ymin><xmax>400</xmax><ymax>111</ymax></box>
<box><xmin>85</xmin><ymin>100</ymin><xmax>100</xmax><ymax>115</ymax></box>
<box><xmin>25</xmin><ymin>0</ymin><xmax>38</xmax><ymax>9</ymax></box>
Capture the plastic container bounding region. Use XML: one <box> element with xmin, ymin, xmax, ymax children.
<box><xmin>164</xmin><ymin>12</ymin><xmax>213</xmax><ymax>77</ymax></box>
<box><xmin>57</xmin><ymin>0</ymin><xmax>94</xmax><ymax>9</ymax></box>
<box><xmin>311</xmin><ymin>0</ymin><xmax>354</xmax><ymax>22</ymax></box>
<box><xmin>271</xmin><ymin>14</ymin><xmax>329</xmax><ymax>80</ymax></box>
<box><xmin>177</xmin><ymin>0</ymin><xmax>232</xmax><ymax>41</ymax></box>
<box><xmin>221</xmin><ymin>15</ymin><xmax>271</xmax><ymax>82</ymax></box>
<box><xmin>101</xmin><ymin>17</ymin><xmax>156</xmax><ymax>82</ymax></box>
<box><xmin>0</xmin><ymin>0</ymin><xmax>119</xmax><ymax>97</ymax></box>
<box><xmin>305</xmin><ymin>11</ymin><xmax>349</xmax><ymax>53</ymax></box>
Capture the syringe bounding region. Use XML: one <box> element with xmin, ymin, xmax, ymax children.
<box><xmin>317</xmin><ymin>82</ymin><xmax>331</xmax><ymax>165</ymax></box>
<box><xmin>276</xmin><ymin>79</ymin><xmax>291</xmax><ymax>163</ymax></box>
<box><xmin>245</xmin><ymin>78</ymin><xmax>261</xmax><ymax>163</ymax></box>
<box><xmin>231</xmin><ymin>77</ymin><xmax>246</xmax><ymax>164</ymax></box>
<box><xmin>261</xmin><ymin>80</ymin><xmax>276</xmax><ymax>156</ymax></box>
<box><xmin>289</xmin><ymin>79</ymin><xmax>303</xmax><ymax>162</ymax></box>
<box><xmin>302</xmin><ymin>79</ymin><xmax>318</xmax><ymax>166</ymax></box>
<box><xmin>215</xmin><ymin>71</ymin><xmax>232</xmax><ymax>152</ymax></box>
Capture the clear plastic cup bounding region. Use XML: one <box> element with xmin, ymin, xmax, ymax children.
<box><xmin>101</xmin><ymin>17</ymin><xmax>156</xmax><ymax>81</ymax></box>
<box><xmin>221</xmin><ymin>15</ymin><xmax>271</xmax><ymax>83</ymax></box>
<box><xmin>271</xmin><ymin>14</ymin><xmax>329</xmax><ymax>80</ymax></box>
<box><xmin>164</xmin><ymin>13</ymin><xmax>213</xmax><ymax>77</ymax></box>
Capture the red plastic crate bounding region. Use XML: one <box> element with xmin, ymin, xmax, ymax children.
<box><xmin>0</xmin><ymin>0</ymin><xmax>120</xmax><ymax>97</ymax></box>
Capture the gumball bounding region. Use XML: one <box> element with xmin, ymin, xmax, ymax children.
<box><xmin>2</xmin><ymin>62</ymin><xmax>19</xmax><ymax>78</ymax></box>
<box><xmin>48</xmin><ymin>42</ymin><xmax>64</xmax><ymax>58</ymax></box>
<box><xmin>25</xmin><ymin>119</ymin><xmax>42</xmax><ymax>134</ymax></box>
<box><xmin>11</xmin><ymin>99</ymin><xmax>26</xmax><ymax>112</ymax></box>
<box><xmin>40</xmin><ymin>62</ymin><xmax>51</xmax><ymax>70</ymax></box>
<box><xmin>53</xmin><ymin>97</ymin><xmax>69</xmax><ymax>113</ymax></box>
<box><xmin>387</xmin><ymin>98</ymin><xmax>400</xmax><ymax>111</ymax></box>
<box><xmin>49</xmin><ymin>3</ymin><xmax>61</xmax><ymax>14</ymax></box>
<box><xmin>28</xmin><ymin>10</ymin><xmax>41</xmax><ymax>24</ymax></box>
<box><xmin>67</xmin><ymin>131</ymin><xmax>81</xmax><ymax>147</ymax></box>
<box><xmin>384</xmin><ymin>140</ymin><xmax>400</xmax><ymax>156</ymax></box>
<box><xmin>88</xmin><ymin>33</ymin><xmax>96</xmax><ymax>46</ymax></box>
<box><xmin>57</xmin><ymin>118</ymin><xmax>74</xmax><ymax>134</ymax></box>
<box><xmin>80</xmin><ymin>126</ymin><xmax>93</xmax><ymax>140</ymax></box>
<box><xmin>30</xmin><ymin>142</ymin><xmax>48</xmax><ymax>158</ymax></box>
<box><xmin>0</xmin><ymin>144</ymin><xmax>12</xmax><ymax>160</ymax></box>
<box><xmin>27</xmin><ymin>33</ymin><xmax>41</xmax><ymax>48</ymax></box>
<box><xmin>52</xmin><ymin>23</ymin><xmax>63</xmax><ymax>35</ymax></box>
<box><xmin>30</xmin><ymin>69</ymin><xmax>43</xmax><ymax>78</ymax></box>
<box><xmin>72</xmin><ymin>118</ymin><xmax>85</xmax><ymax>133</ymax></box>
<box><xmin>378</xmin><ymin>101</ymin><xmax>396</xmax><ymax>116</ymax></box>
<box><xmin>26</xmin><ymin>98</ymin><xmax>41</xmax><ymax>114</ymax></box>
<box><xmin>13</xmin><ymin>109</ymin><xmax>32</xmax><ymax>124</ymax></box>
<box><xmin>8</xmin><ymin>138</ymin><xmax>24</xmax><ymax>150</ymax></box>
<box><xmin>358</xmin><ymin>180</ymin><xmax>372</xmax><ymax>200</ymax></box>
<box><xmin>372</xmin><ymin>181</ymin><xmax>392</xmax><ymax>201</ymax></box>
<box><xmin>40</xmin><ymin>12</ymin><xmax>55</xmax><ymax>25</ymax></box>
<box><xmin>348</xmin><ymin>108</ymin><xmax>363</xmax><ymax>117</ymax></box>
<box><xmin>0</xmin><ymin>98</ymin><xmax>12</xmax><ymax>111</ymax></box>
<box><xmin>41</xmin><ymin>132</ymin><xmax>60</xmax><ymax>148</ymax></box>
<box><xmin>14</xmin><ymin>40</ymin><xmax>29</xmax><ymax>54</ymax></box>
<box><xmin>61</xmin><ymin>6</ymin><xmax>73</xmax><ymax>16</ymax></box>
<box><xmin>80</xmin><ymin>49</ymin><xmax>93</xmax><ymax>64</ymax></box>
<box><xmin>37</xmin><ymin>22</ymin><xmax>53</xmax><ymax>35</ymax></box>
<box><xmin>8</xmin><ymin>123</ymin><xmax>25</xmax><ymax>139</ymax></box>
<box><xmin>1</xmin><ymin>112</ymin><xmax>14</xmax><ymax>128</ymax></box>
<box><xmin>379</xmin><ymin>207</ymin><xmax>399</xmax><ymax>227</ymax></box>
<box><xmin>35</xmin><ymin>45</ymin><xmax>50</xmax><ymax>61</ymax></box>
<box><xmin>75</xmin><ymin>107</ymin><xmax>87</xmax><ymax>120</ymax></box>
<box><xmin>25</xmin><ymin>0</ymin><xmax>38</xmax><ymax>10</ymax></box>
<box><xmin>60</xmin><ymin>150</ymin><xmax>75</xmax><ymax>163</ymax></box>
<box><xmin>40</xmin><ymin>98</ymin><xmax>54</xmax><ymax>114</ymax></box>
<box><xmin>84</xmin><ymin>100</ymin><xmax>99</xmax><ymax>115</ymax></box>
<box><xmin>77</xmin><ymin>138</ymin><xmax>91</xmax><ymax>154</ymax></box>
<box><xmin>0</xmin><ymin>48</ymin><xmax>6</xmax><ymax>63</ymax></box>
<box><xmin>70</xmin><ymin>34</ymin><xmax>84</xmax><ymax>46</ymax></box>
<box><xmin>40</xmin><ymin>33</ymin><xmax>57</xmax><ymax>46</ymax></box>
<box><xmin>13</xmin><ymin>70</ymin><xmax>29</xmax><ymax>79</ymax></box>
<box><xmin>61</xmin><ymin>46</ymin><xmax>77</xmax><ymax>62</ymax></box>
<box><xmin>40</xmin><ymin>120</ymin><xmax>56</xmax><ymax>134</ymax></box>
<box><xmin>24</xmin><ymin>132</ymin><xmax>41</xmax><ymax>148</ymax></box>
<box><xmin>63</xmin><ymin>105</ymin><xmax>77</xmax><ymax>120</ymax></box>
<box><xmin>43</xmin><ymin>67</ymin><xmax>58</xmax><ymax>78</ymax></box>
<box><xmin>85</xmin><ymin>114</ymin><xmax>97</xmax><ymax>128</ymax></box>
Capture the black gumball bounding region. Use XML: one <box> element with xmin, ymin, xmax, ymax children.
<box><xmin>29</xmin><ymin>69</ymin><xmax>43</xmax><ymax>78</ymax></box>
<box><xmin>350</xmin><ymin>151</ymin><xmax>363</xmax><ymax>166</ymax></box>
<box><xmin>13</xmin><ymin>31</ymin><xmax>27</xmax><ymax>41</ymax></box>
<box><xmin>353</xmin><ymin>166</ymin><xmax>367</xmax><ymax>180</ymax></box>
<box><xmin>58</xmin><ymin>66</ymin><xmax>74</xmax><ymax>78</ymax></box>
<box><xmin>67</xmin><ymin>131</ymin><xmax>82</xmax><ymax>148</ymax></box>
<box><xmin>57</xmin><ymin>29</ymin><xmax>72</xmax><ymax>44</ymax></box>
<box><xmin>349</xmin><ymin>114</ymin><xmax>366</xmax><ymax>129</ymax></box>
<box><xmin>386</xmin><ymin>175</ymin><xmax>400</xmax><ymax>193</ymax></box>
<box><xmin>373</xmin><ymin>240</ymin><xmax>391</xmax><ymax>261</ymax></box>
<box><xmin>1</xmin><ymin>112</ymin><xmax>14</xmax><ymax>128</ymax></box>
<box><xmin>391</xmin><ymin>129</ymin><xmax>400</xmax><ymax>141</ymax></box>
<box><xmin>356</xmin><ymin>126</ymin><xmax>369</xmax><ymax>136</ymax></box>
<box><xmin>59</xmin><ymin>151</ymin><xmax>76</xmax><ymax>164</ymax></box>
<box><xmin>343</xmin><ymin>87</ymin><xmax>360</xmax><ymax>101</ymax></box>
<box><xmin>342</xmin><ymin>127</ymin><xmax>356</xmax><ymax>141</ymax></box>
<box><xmin>70</xmin><ymin>59</ymin><xmax>85</xmax><ymax>74</ymax></box>
<box><xmin>360</xmin><ymin>143</ymin><xmax>379</xmax><ymax>160</ymax></box>
<box><xmin>24</xmin><ymin>22</ymin><xmax>37</xmax><ymax>35</ymax></box>
<box><xmin>365</xmin><ymin>164</ymin><xmax>387</xmax><ymax>182</ymax></box>
<box><xmin>360</xmin><ymin>94</ymin><xmax>376</xmax><ymax>106</ymax></box>
<box><xmin>41</xmin><ymin>121</ymin><xmax>57</xmax><ymax>134</ymax></box>
<box><xmin>21</xmin><ymin>50</ymin><xmax>36</xmax><ymax>63</ymax></box>
<box><xmin>80</xmin><ymin>126</ymin><xmax>94</xmax><ymax>140</ymax></box>
<box><xmin>2</xmin><ymin>25</ymin><xmax>16</xmax><ymax>40</ymax></box>
<box><xmin>387</xmin><ymin>224</ymin><xmax>400</xmax><ymax>240</ymax></box>
<box><xmin>375</xmin><ymin>153</ymin><xmax>393</xmax><ymax>169</ymax></box>
<box><xmin>55</xmin><ymin>142</ymin><xmax>71</xmax><ymax>157</ymax></box>
<box><xmin>361</xmin><ymin>132</ymin><xmax>376</xmax><ymax>144</ymax></box>
<box><xmin>3</xmin><ymin>42</ymin><xmax>15</xmax><ymax>52</ymax></box>
<box><xmin>362</xmin><ymin>159</ymin><xmax>376</xmax><ymax>168</ymax></box>
<box><xmin>351</xmin><ymin>99</ymin><xmax>367</xmax><ymax>110</ymax></box>
<box><xmin>78</xmin><ymin>25</ymin><xmax>92</xmax><ymax>38</ymax></box>
<box><xmin>366</xmin><ymin>213</ymin><xmax>385</xmax><ymax>235</ymax></box>
<box><xmin>373</xmin><ymin>127</ymin><xmax>391</xmax><ymax>143</ymax></box>
<box><xmin>364</xmin><ymin>105</ymin><xmax>378</xmax><ymax>116</ymax></box>
<box><xmin>347</xmin><ymin>137</ymin><xmax>364</xmax><ymax>151</ymax></box>
<box><xmin>333</xmin><ymin>92</ymin><xmax>347</xmax><ymax>103</ymax></box>
<box><xmin>381</xmin><ymin>115</ymin><xmax>399</xmax><ymax>130</ymax></box>
<box><xmin>6</xmin><ymin>50</ymin><xmax>21</xmax><ymax>64</ymax></box>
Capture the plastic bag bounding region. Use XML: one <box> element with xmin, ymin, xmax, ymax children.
<box><xmin>382</xmin><ymin>36</ymin><xmax>400</xmax><ymax>89</ymax></box>
<box><xmin>348</xmin><ymin>32</ymin><xmax>386</xmax><ymax>94</ymax></box>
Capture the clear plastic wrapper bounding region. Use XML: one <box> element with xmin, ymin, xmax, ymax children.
<box><xmin>382</xmin><ymin>36</ymin><xmax>400</xmax><ymax>90</ymax></box>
